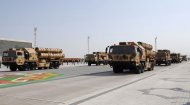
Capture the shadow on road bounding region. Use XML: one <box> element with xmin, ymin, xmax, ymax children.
<box><xmin>83</xmin><ymin>70</ymin><xmax>136</xmax><ymax>77</ymax></box>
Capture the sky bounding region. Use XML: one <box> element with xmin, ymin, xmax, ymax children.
<box><xmin>0</xmin><ymin>0</ymin><xmax>190</xmax><ymax>57</ymax></box>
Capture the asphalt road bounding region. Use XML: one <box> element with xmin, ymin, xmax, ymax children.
<box><xmin>0</xmin><ymin>63</ymin><xmax>110</xmax><ymax>80</ymax></box>
<box><xmin>0</xmin><ymin>62</ymin><xmax>190</xmax><ymax>105</ymax></box>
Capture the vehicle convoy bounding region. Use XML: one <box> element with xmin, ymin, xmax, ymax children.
<box><xmin>2</xmin><ymin>48</ymin><xmax>65</xmax><ymax>71</ymax></box>
<box><xmin>170</xmin><ymin>53</ymin><xmax>182</xmax><ymax>63</ymax></box>
<box><xmin>155</xmin><ymin>50</ymin><xmax>172</xmax><ymax>66</ymax></box>
<box><xmin>106</xmin><ymin>42</ymin><xmax>155</xmax><ymax>74</ymax></box>
<box><xmin>85</xmin><ymin>52</ymin><xmax>108</xmax><ymax>66</ymax></box>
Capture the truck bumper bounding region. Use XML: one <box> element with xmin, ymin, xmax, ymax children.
<box><xmin>108</xmin><ymin>61</ymin><xmax>136</xmax><ymax>69</ymax></box>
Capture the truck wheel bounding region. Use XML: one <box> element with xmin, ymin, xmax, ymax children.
<box><xmin>30</xmin><ymin>63</ymin><xmax>37</xmax><ymax>70</ymax></box>
<box><xmin>10</xmin><ymin>65</ymin><xmax>17</xmax><ymax>71</ymax></box>
<box><xmin>96</xmin><ymin>63</ymin><xmax>100</xmax><ymax>66</ymax></box>
<box><xmin>135</xmin><ymin>66</ymin><xmax>141</xmax><ymax>74</ymax></box>
<box><xmin>148</xmin><ymin>67</ymin><xmax>151</xmax><ymax>71</ymax></box>
<box><xmin>169</xmin><ymin>61</ymin><xmax>171</xmax><ymax>65</ymax></box>
<box><xmin>24</xmin><ymin>63</ymin><xmax>30</xmax><ymax>71</ymax></box>
<box><xmin>54</xmin><ymin>65</ymin><xmax>59</xmax><ymax>69</ymax></box>
<box><xmin>88</xmin><ymin>62</ymin><xmax>91</xmax><ymax>66</ymax></box>
<box><xmin>151</xmin><ymin>63</ymin><xmax>154</xmax><ymax>70</ymax></box>
<box><xmin>141</xmin><ymin>66</ymin><xmax>144</xmax><ymax>73</ymax></box>
<box><xmin>18</xmin><ymin>66</ymin><xmax>26</xmax><ymax>71</ymax></box>
<box><xmin>119</xmin><ymin>67</ymin><xmax>123</xmax><ymax>73</ymax></box>
<box><xmin>113</xmin><ymin>66</ymin><xmax>121</xmax><ymax>73</ymax></box>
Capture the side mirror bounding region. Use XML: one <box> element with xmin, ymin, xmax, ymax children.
<box><xmin>105</xmin><ymin>46</ymin><xmax>109</xmax><ymax>53</ymax></box>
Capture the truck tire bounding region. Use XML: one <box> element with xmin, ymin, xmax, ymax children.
<box><xmin>55</xmin><ymin>65</ymin><xmax>59</xmax><ymax>69</ymax></box>
<box><xmin>113</xmin><ymin>66</ymin><xmax>119</xmax><ymax>73</ymax></box>
<box><xmin>96</xmin><ymin>63</ymin><xmax>100</xmax><ymax>66</ymax></box>
<box><xmin>139</xmin><ymin>64</ymin><xmax>144</xmax><ymax>73</ymax></box>
<box><xmin>135</xmin><ymin>66</ymin><xmax>141</xmax><ymax>74</ymax></box>
<box><xmin>30</xmin><ymin>63</ymin><xmax>37</xmax><ymax>70</ymax></box>
<box><xmin>10</xmin><ymin>65</ymin><xmax>17</xmax><ymax>71</ymax></box>
<box><xmin>169</xmin><ymin>61</ymin><xmax>171</xmax><ymax>65</ymax></box>
<box><xmin>151</xmin><ymin>63</ymin><xmax>154</xmax><ymax>70</ymax></box>
<box><xmin>18</xmin><ymin>66</ymin><xmax>26</xmax><ymax>71</ymax></box>
<box><xmin>113</xmin><ymin>66</ymin><xmax>123</xmax><ymax>73</ymax></box>
<box><xmin>88</xmin><ymin>62</ymin><xmax>91</xmax><ymax>66</ymax></box>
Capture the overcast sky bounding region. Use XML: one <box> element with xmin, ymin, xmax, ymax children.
<box><xmin>0</xmin><ymin>0</ymin><xmax>190</xmax><ymax>57</ymax></box>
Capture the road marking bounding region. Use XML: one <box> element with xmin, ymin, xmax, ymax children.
<box><xmin>70</xmin><ymin>73</ymin><xmax>156</xmax><ymax>105</ymax></box>
<box><xmin>0</xmin><ymin>73</ymin><xmax>64</xmax><ymax>88</ymax></box>
<box><xmin>0</xmin><ymin>94</ymin><xmax>66</xmax><ymax>104</ymax></box>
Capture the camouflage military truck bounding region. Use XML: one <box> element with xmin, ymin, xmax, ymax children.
<box><xmin>85</xmin><ymin>52</ymin><xmax>108</xmax><ymax>66</ymax></box>
<box><xmin>170</xmin><ymin>53</ymin><xmax>182</xmax><ymax>63</ymax></box>
<box><xmin>106</xmin><ymin>42</ymin><xmax>155</xmax><ymax>74</ymax></box>
<box><xmin>181</xmin><ymin>55</ymin><xmax>187</xmax><ymax>61</ymax></box>
<box><xmin>155</xmin><ymin>50</ymin><xmax>172</xmax><ymax>66</ymax></box>
<box><xmin>2</xmin><ymin>47</ymin><xmax>64</xmax><ymax>71</ymax></box>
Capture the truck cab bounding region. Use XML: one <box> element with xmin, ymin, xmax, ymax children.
<box><xmin>107</xmin><ymin>42</ymin><xmax>155</xmax><ymax>74</ymax></box>
<box><xmin>156</xmin><ymin>50</ymin><xmax>171</xmax><ymax>66</ymax></box>
<box><xmin>2</xmin><ymin>48</ymin><xmax>38</xmax><ymax>71</ymax></box>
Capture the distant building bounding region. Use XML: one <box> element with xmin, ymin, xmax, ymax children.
<box><xmin>0</xmin><ymin>38</ymin><xmax>32</xmax><ymax>56</ymax></box>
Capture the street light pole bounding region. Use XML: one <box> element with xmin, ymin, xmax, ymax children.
<box><xmin>88</xmin><ymin>36</ymin><xmax>90</xmax><ymax>54</ymax></box>
<box><xmin>34</xmin><ymin>27</ymin><xmax>37</xmax><ymax>47</ymax></box>
<box><xmin>155</xmin><ymin>37</ymin><xmax>157</xmax><ymax>52</ymax></box>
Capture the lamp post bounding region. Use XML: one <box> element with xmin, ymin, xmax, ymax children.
<box><xmin>88</xmin><ymin>36</ymin><xmax>90</xmax><ymax>54</ymax></box>
<box><xmin>155</xmin><ymin>37</ymin><xmax>157</xmax><ymax>52</ymax></box>
<box><xmin>34</xmin><ymin>27</ymin><xmax>37</xmax><ymax>47</ymax></box>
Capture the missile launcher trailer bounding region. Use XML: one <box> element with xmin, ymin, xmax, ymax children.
<box><xmin>35</xmin><ymin>48</ymin><xmax>64</xmax><ymax>69</ymax></box>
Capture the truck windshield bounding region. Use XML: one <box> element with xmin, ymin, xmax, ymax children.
<box><xmin>109</xmin><ymin>46</ymin><xmax>135</xmax><ymax>54</ymax></box>
<box><xmin>157</xmin><ymin>52</ymin><xmax>166</xmax><ymax>56</ymax></box>
<box><xmin>3</xmin><ymin>51</ymin><xmax>16</xmax><ymax>57</ymax></box>
<box><xmin>86</xmin><ymin>54</ymin><xmax>94</xmax><ymax>58</ymax></box>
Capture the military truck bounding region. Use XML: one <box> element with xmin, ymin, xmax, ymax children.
<box><xmin>2</xmin><ymin>48</ymin><xmax>64</xmax><ymax>71</ymax></box>
<box><xmin>106</xmin><ymin>42</ymin><xmax>155</xmax><ymax>74</ymax></box>
<box><xmin>170</xmin><ymin>53</ymin><xmax>182</xmax><ymax>63</ymax></box>
<box><xmin>85</xmin><ymin>52</ymin><xmax>108</xmax><ymax>66</ymax></box>
<box><xmin>181</xmin><ymin>55</ymin><xmax>187</xmax><ymax>61</ymax></box>
<box><xmin>156</xmin><ymin>50</ymin><xmax>172</xmax><ymax>66</ymax></box>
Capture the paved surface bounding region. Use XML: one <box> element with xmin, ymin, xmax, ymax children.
<box><xmin>0</xmin><ymin>62</ymin><xmax>190</xmax><ymax>105</ymax></box>
<box><xmin>0</xmin><ymin>63</ymin><xmax>109</xmax><ymax>80</ymax></box>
